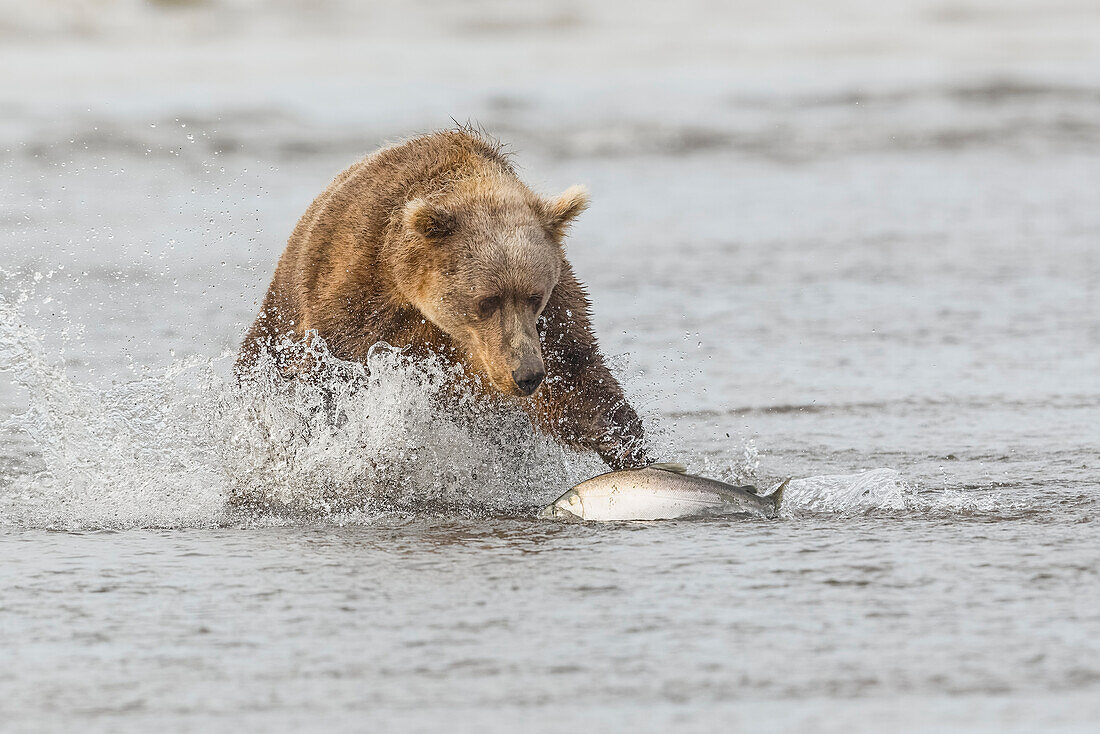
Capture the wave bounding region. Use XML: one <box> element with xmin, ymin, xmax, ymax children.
<box><xmin>782</xmin><ymin>468</ymin><xmax>910</xmax><ymax>515</ymax></box>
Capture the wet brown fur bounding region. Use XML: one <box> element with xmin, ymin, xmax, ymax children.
<box><xmin>237</xmin><ymin>129</ymin><xmax>647</xmax><ymax>469</ymax></box>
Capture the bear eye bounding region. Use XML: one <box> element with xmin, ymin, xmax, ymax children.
<box><xmin>477</xmin><ymin>296</ymin><xmax>500</xmax><ymax>319</ymax></box>
<box><xmin>528</xmin><ymin>295</ymin><xmax>544</xmax><ymax>311</ymax></box>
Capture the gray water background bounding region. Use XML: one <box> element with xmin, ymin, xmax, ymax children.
<box><xmin>1</xmin><ymin>1</ymin><xmax>1099</xmax><ymax>731</ymax></box>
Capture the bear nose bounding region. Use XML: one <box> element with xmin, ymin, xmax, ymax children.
<box><xmin>512</xmin><ymin>367</ymin><xmax>546</xmax><ymax>396</ymax></box>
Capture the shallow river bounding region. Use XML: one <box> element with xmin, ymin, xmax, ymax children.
<box><xmin>2</xmin><ymin>1</ymin><xmax>1099</xmax><ymax>731</ymax></box>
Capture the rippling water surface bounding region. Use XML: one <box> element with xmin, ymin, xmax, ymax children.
<box><xmin>2</xmin><ymin>1</ymin><xmax>1099</xmax><ymax>731</ymax></box>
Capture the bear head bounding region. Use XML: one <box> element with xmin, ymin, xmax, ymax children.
<box><xmin>393</xmin><ymin>180</ymin><xmax>589</xmax><ymax>397</ymax></box>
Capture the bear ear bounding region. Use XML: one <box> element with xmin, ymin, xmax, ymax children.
<box><xmin>542</xmin><ymin>185</ymin><xmax>589</xmax><ymax>240</ymax></box>
<box><xmin>404</xmin><ymin>198</ymin><xmax>457</xmax><ymax>241</ymax></box>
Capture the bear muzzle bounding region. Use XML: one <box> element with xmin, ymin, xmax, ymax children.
<box><xmin>512</xmin><ymin>365</ymin><xmax>546</xmax><ymax>396</ymax></box>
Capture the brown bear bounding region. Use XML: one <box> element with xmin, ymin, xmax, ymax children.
<box><xmin>237</xmin><ymin>128</ymin><xmax>648</xmax><ymax>470</ymax></box>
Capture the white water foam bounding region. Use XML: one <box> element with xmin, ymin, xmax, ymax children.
<box><xmin>778</xmin><ymin>468</ymin><xmax>1020</xmax><ymax>517</ymax></box>
<box><xmin>0</xmin><ymin>296</ymin><xmax>601</xmax><ymax>530</ymax></box>
<box><xmin>1</xmin><ymin>294</ymin><xmax>987</xmax><ymax>529</ymax></box>
<box><xmin>701</xmin><ymin>439</ymin><xmax>917</xmax><ymax>516</ymax></box>
<box><xmin>0</xmin><ymin>294</ymin><xmax>229</xmax><ymax>529</ymax></box>
<box><xmin>782</xmin><ymin>468</ymin><xmax>910</xmax><ymax>516</ymax></box>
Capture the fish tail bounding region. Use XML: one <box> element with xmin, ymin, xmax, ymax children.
<box><xmin>767</xmin><ymin>477</ymin><xmax>790</xmax><ymax>511</ymax></box>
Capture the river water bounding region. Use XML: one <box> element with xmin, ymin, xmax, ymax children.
<box><xmin>1</xmin><ymin>1</ymin><xmax>1099</xmax><ymax>731</ymax></box>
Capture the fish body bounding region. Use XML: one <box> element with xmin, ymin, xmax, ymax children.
<box><xmin>539</xmin><ymin>466</ymin><xmax>787</xmax><ymax>522</ymax></box>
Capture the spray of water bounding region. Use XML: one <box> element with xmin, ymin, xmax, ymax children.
<box><xmin>0</xmin><ymin>296</ymin><xmax>601</xmax><ymax>530</ymax></box>
<box><xmin>1</xmin><ymin>290</ymin><xmax>983</xmax><ymax>530</ymax></box>
<box><xmin>782</xmin><ymin>468</ymin><xmax>910</xmax><ymax>515</ymax></box>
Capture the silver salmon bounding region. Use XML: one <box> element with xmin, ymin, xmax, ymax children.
<box><xmin>538</xmin><ymin>464</ymin><xmax>787</xmax><ymax>522</ymax></box>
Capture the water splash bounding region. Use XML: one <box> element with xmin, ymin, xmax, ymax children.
<box><xmin>778</xmin><ymin>468</ymin><xmax>1026</xmax><ymax>517</ymax></box>
<box><xmin>0</xmin><ymin>297</ymin><xmax>226</xmax><ymax>528</ymax></box>
<box><xmin>0</xmin><ymin>297</ymin><xmax>598</xmax><ymax>530</ymax></box>
<box><xmin>1</xmin><ymin>293</ymin><xmax>1016</xmax><ymax>530</ymax></box>
<box><xmin>219</xmin><ymin>339</ymin><xmax>597</xmax><ymax>519</ymax></box>
<box><xmin>781</xmin><ymin>468</ymin><xmax>910</xmax><ymax>515</ymax></box>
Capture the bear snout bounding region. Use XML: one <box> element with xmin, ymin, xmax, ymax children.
<box><xmin>512</xmin><ymin>366</ymin><xmax>546</xmax><ymax>396</ymax></box>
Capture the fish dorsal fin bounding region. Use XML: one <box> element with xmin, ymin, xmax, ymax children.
<box><xmin>647</xmin><ymin>462</ymin><xmax>688</xmax><ymax>474</ymax></box>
